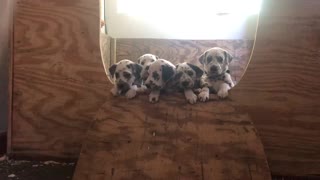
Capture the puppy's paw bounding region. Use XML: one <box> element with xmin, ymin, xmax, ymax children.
<box><xmin>149</xmin><ymin>93</ymin><xmax>159</xmax><ymax>103</ymax></box>
<box><xmin>125</xmin><ymin>89</ymin><xmax>137</xmax><ymax>99</ymax></box>
<box><xmin>186</xmin><ymin>92</ymin><xmax>197</xmax><ymax>104</ymax></box>
<box><xmin>217</xmin><ymin>89</ymin><xmax>228</xmax><ymax>99</ymax></box>
<box><xmin>111</xmin><ymin>87</ymin><xmax>119</xmax><ymax>96</ymax></box>
<box><xmin>198</xmin><ymin>91</ymin><xmax>209</xmax><ymax>102</ymax></box>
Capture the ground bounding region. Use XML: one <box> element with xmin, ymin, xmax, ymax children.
<box><xmin>0</xmin><ymin>156</ymin><xmax>75</xmax><ymax>180</ymax></box>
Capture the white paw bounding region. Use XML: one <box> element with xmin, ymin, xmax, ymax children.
<box><xmin>149</xmin><ymin>93</ymin><xmax>159</xmax><ymax>103</ymax></box>
<box><xmin>198</xmin><ymin>91</ymin><xmax>209</xmax><ymax>102</ymax></box>
<box><xmin>125</xmin><ymin>89</ymin><xmax>137</xmax><ymax>99</ymax></box>
<box><xmin>186</xmin><ymin>93</ymin><xmax>197</xmax><ymax>104</ymax></box>
<box><xmin>110</xmin><ymin>87</ymin><xmax>119</xmax><ymax>96</ymax></box>
<box><xmin>217</xmin><ymin>89</ymin><xmax>228</xmax><ymax>99</ymax></box>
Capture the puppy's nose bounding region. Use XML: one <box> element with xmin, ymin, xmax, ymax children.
<box><xmin>182</xmin><ymin>81</ymin><xmax>189</xmax><ymax>87</ymax></box>
<box><xmin>118</xmin><ymin>83</ymin><xmax>125</xmax><ymax>89</ymax></box>
<box><xmin>146</xmin><ymin>84</ymin><xmax>151</xmax><ymax>89</ymax></box>
<box><xmin>210</xmin><ymin>66</ymin><xmax>218</xmax><ymax>72</ymax></box>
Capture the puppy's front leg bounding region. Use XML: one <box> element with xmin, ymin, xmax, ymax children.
<box><xmin>149</xmin><ymin>90</ymin><xmax>160</xmax><ymax>103</ymax></box>
<box><xmin>125</xmin><ymin>85</ymin><xmax>138</xmax><ymax>99</ymax></box>
<box><xmin>217</xmin><ymin>83</ymin><xmax>231</xmax><ymax>99</ymax></box>
<box><xmin>111</xmin><ymin>86</ymin><xmax>120</xmax><ymax>96</ymax></box>
<box><xmin>184</xmin><ymin>89</ymin><xmax>197</xmax><ymax>104</ymax></box>
<box><xmin>198</xmin><ymin>87</ymin><xmax>210</xmax><ymax>102</ymax></box>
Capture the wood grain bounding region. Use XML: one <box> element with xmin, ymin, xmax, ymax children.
<box><xmin>73</xmin><ymin>95</ymin><xmax>271</xmax><ymax>180</ymax></box>
<box><xmin>230</xmin><ymin>0</ymin><xmax>320</xmax><ymax>176</ymax></box>
<box><xmin>11</xmin><ymin>0</ymin><xmax>107</xmax><ymax>159</ymax></box>
<box><xmin>116</xmin><ymin>39</ymin><xmax>253</xmax><ymax>83</ymax></box>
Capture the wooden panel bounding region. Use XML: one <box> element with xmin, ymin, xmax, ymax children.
<box><xmin>11</xmin><ymin>0</ymin><xmax>107</xmax><ymax>159</ymax></box>
<box><xmin>230</xmin><ymin>0</ymin><xmax>320</xmax><ymax>176</ymax></box>
<box><xmin>73</xmin><ymin>96</ymin><xmax>271</xmax><ymax>180</ymax></box>
<box><xmin>116</xmin><ymin>39</ymin><xmax>253</xmax><ymax>83</ymax></box>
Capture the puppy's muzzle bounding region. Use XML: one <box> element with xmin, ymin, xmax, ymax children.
<box><xmin>117</xmin><ymin>81</ymin><xmax>130</xmax><ymax>93</ymax></box>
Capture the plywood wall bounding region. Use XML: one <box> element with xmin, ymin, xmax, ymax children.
<box><xmin>230</xmin><ymin>0</ymin><xmax>320</xmax><ymax>176</ymax></box>
<box><xmin>11</xmin><ymin>0</ymin><xmax>107</xmax><ymax>159</ymax></box>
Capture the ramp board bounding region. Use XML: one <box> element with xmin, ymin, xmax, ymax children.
<box><xmin>73</xmin><ymin>95</ymin><xmax>271</xmax><ymax>180</ymax></box>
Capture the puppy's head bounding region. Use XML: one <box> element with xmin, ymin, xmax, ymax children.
<box><xmin>199</xmin><ymin>47</ymin><xmax>233</xmax><ymax>76</ymax></box>
<box><xmin>174</xmin><ymin>62</ymin><xmax>203</xmax><ymax>89</ymax></box>
<box><xmin>109</xmin><ymin>59</ymin><xmax>142</xmax><ymax>93</ymax></box>
<box><xmin>144</xmin><ymin>59</ymin><xmax>175</xmax><ymax>90</ymax></box>
<box><xmin>137</xmin><ymin>54</ymin><xmax>158</xmax><ymax>81</ymax></box>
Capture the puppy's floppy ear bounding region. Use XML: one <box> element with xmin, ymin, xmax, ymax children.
<box><xmin>224</xmin><ymin>50</ymin><xmax>233</xmax><ymax>63</ymax></box>
<box><xmin>109</xmin><ymin>64</ymin><xmax>117</xmax><ymax>77</ymax></box>
<box><xmin>187</xmin><ymin>63</ymin><xmax>204</xmax><ymax>78</ymax></box>
<box><xmin>162</xmin><ymin>65</ymin><xmax>175</xmax><ymax>82</ymax></box>
<box><xmin>131</xmin><ymin>63</ymin><xmax>143</xmax><ymax>79</ymax></box>
<box><xmin>199</xmin><ymin>51</ymin><xmax>207</xmax><ymax>65</ymax></box>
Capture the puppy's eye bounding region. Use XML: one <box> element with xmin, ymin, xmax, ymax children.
<box><xmin>123</xmin><ymin>72</ymin><xmax>131</xmax><ymax>79</ymax></box>
<box><xmin>145</xmin><ymin>66</ymin><xmax>150</xmax><ymax>70</ymax></box>
<box><xmin>187</xmin><ymin>71</ymin><xmax>194</xmax><ymax>76</ymax></box>
<box><xmin>115</xmin><ymin>73</ymin><xmax>119</xmax><ymax>79</ymax></box>
<box><xmin>217</xmin><ymin>56</ymin><xmax>223</xmax><ymax>63</ymax></box>
<box><xmin>141</xmin><ymin>61</ymin><xmax>145</xmax><ymax>65</ymax></box>
<box><xmin>151</xmin><ymin>59</ymin><xmax>155</xmax><ymax>62</ymax></box>
<box><xmin>126</xmin><ymin>64</ymin><xmax>131</xmax><ymax>69</ymax></box>
<box><xmin>207</xmin><ymin>56</ymin><xmax>213</xmax><ymax>63</ymax></box>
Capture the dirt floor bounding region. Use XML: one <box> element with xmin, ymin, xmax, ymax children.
<box><xmin>0</xmin><ymin>155</ymin><xmax>75</xmax><ymax>180</ymax></box>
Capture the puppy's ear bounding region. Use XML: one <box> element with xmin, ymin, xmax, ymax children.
<box><xmin>109</xmin><ymin>64</ymin><xmax>117</xmax><ymax>77</ymax></box>
<box><xmin>224</xmin><ymin>51</ymin><xmax>233</xmax><ymax>63</ymax></box>
<box><xmin>199</xmin><ymin>51</ymin><xmax>207</xmax><ymax>65</ymax></box>
<box><xmin>162</xmin><ymin>65</ymin><xmax>175</xmax><ymax>82</ymax></box>
<box><xmin>131</xmin><ymin>63</ymin><xmax>143</xmax><ymax>79</ymax></box>
<box><xmin>187</xmin><ymin>63</ymin><xmax>204</xmax><ymax>78</ymax></box>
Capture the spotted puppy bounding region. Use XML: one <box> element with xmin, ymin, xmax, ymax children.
<box><xmin>198</xmin><ymin>47</ymin><xmax>234</xmax><ymax>102</ymax></box>
<box><xmin>137</xmin><ymin>53</ymin><xmax>159</xmax><ymax>80</ymax></box>
<box><xmin>108</xmin><ymin>59</ymin><xmax>143</xmax><ymax>99</ymax></box>
<box><xmin>174</xmin><ymin>62</ymin><xmax>203</xmax><ymax>104</ymax></box>
<box><xmin>144</xmin><ymin>59</ymin><xmax>176</xmax><ymax>103</ymax></box>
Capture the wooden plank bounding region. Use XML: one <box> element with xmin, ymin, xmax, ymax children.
<box><xmin>230</xmin><ymin>0</ymin><xmax>320</xmax><ymax>176</ymax></box>
<box><xmin>116</xmin><ymin>39</ymin><xmax>253</xmax><ymax>83</ymax></box>
<box><xmin>73</xmin><ymin>95</ymin><xmax>271</xmax><ymax>180</ymax></box>
<box><xmin>11</xmin><ymin>0</ymin><xmax>106</xmax><ymax>159</ymax></box>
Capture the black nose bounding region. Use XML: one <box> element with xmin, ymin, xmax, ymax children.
<box><xmin>182</xmin><ymin>81</ymin><xmax>189</xmax><ymax>87</ymax></box>
<box><xmin>210</xmin><ymin>66</ymin><xmax>218</xmax><ymax>72</ymax></box>
<box><xmin>146</xmin><ymin>84</ymin><xmax>151</xmax><ymax>89</ymax></box>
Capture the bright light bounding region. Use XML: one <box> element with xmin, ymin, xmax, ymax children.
<box><xmin>117</xmin><ymin>0</ymin><xmax>262</xmax><ymax>16</ymax></box>
<box><xmin>109</xmin><ymin>0</ymin><xmax>262</xmax><ymax>39</ymax></box>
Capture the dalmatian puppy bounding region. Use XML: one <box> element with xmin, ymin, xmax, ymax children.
<box><xmin>136</xmin><ymin>54</ymin><xmax>159</xmax><ymax>92</ymax></box>
<box><xmin>137</xmin><ymin>54</ymin><xmax>159</xmax><ymax>80</ymax></box>
<box><xmin>174</xmin><ymin>62</ymin><xmax>203</xmax><ymax>104</ymax></box>
<box><xmin>197</xmin><ymin>47</ymin><xmax>234</xmax><ymax>102</ymax></box>
<box><xmin>144</xmin><ymin>59</ymin><xmax>176</xmax><ymax>103</ymax></box>
<box><xmin>108</xmin><ymin>59</ymin><xmax>143</xmax><ymax>99</ymax></box>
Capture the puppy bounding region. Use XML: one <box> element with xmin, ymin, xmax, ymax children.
<box><xmin>144</xmin><ymin>59</ymin><xmax>176</xmax><ymax>103</ymax></box>
<box><xmin>137</xmin><ymin>54</ymin><xmax>159</xmax><ymax>80</ymax></box>
<box><xmin>108</xmin><ymin>59</ymin><xmax>143</xmax><ymax>99</ymax></box>
<box><xmin>174</xmin><ymin>62</ymin><xmax>203</xmax><ymax>104</ymax></box>
<box><xmin>197</xmin><ymin>47</ymin><xmax>234</xmax><ymax>102</ymax></box>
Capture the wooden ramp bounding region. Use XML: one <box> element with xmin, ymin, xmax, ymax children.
<box><xmin>73</xmin><ymin>95</ymin><xmax>271</xmax><ymax>180</ymax></box>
